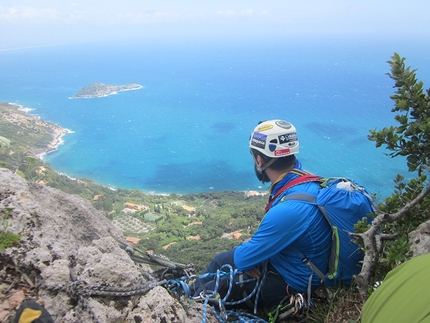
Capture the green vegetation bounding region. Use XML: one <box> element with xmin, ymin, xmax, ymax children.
<box><xmin>0</xmin><ymin>136</ymin><xmax>10</xmax><ymax>150</ymax></box>
<box><xmin>0</xmin><ymin>103</ymin><xmax>59</xmax><ymax>171</ymax></box>
<box><xmin>352</xmin><ymin>53</ymin><xmax>430</xmax><ymax>299</ymax></box>
<box><xmin>0</xmin><ymin>231</ymin><xmax>21</xmax><ymax>252</ymax></box>
<box><xmin>0</xmin><ymin>208</ymin><xmax>21</xmax><ymax>252</ymax></box>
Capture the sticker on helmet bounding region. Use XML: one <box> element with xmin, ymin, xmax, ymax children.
<box><xmin>278</xmin><ymin>133</ymin><xmax>298</xmax><ymax>144</ymax></box>
<box><xmin>251</xmin><ymin>132</ymin><xmax>266</xmax><ymax>149</ymax></box>
<box><xmin>256</xmin><ymin>124</ymin><xmax>274</xmax><ymax>132</ymax></box>
<box><xmin>274</xmin><ymin>148</ymin><xmax>291</xmax><ymax>156</ymax></box>
<box><xmin>275</xmin><ymin>120</ymin><xmax>292</xmax><ymax>129</ymax></box>
<box><xmin>269</xmin><ymin>143</ymin><xmax>276</xmax><ymax>152</ymax></box>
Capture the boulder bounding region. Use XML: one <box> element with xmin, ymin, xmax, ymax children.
<box><xmin>0</xmin><ymin>168</ymin><xmax>214</xmax><ymax>323</ymax></box>
<box><xmin>409</xmin><ymin>219</ymin><xmax>430</xmax><ymax>257</ymax></box>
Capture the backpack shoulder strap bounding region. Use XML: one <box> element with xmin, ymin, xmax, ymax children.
<box><xmin>265</xmin><ymin>171</ymin><xmax>322</xmax><ymax>213</ymax></box>
<box><xmin>281</xmin><ymin>193</ymin><xmax>333</xmax><ymax>227</ymax></box>
<box><xmin>282</xmin><ymin>192</ymin><xmax>339</xmax><ymax>281</ymax></box>
<box><xmin>284</xmin><ymin>173</ymin><xmax>323</xmax><ymax>190</ymax></box>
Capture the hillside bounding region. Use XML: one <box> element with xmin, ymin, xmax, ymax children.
<box><xmin>0</xmin><ymin>102</ymin><xmax>69</xmax><ymax>163</ymax></box>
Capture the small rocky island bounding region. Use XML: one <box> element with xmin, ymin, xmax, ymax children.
<box><xmin>71</xmin><ymin>82</ymin><xmax>143</xmax><ymax>98</ymax></box>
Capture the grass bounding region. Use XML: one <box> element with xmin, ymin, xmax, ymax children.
<box><xmin>0</xmin><ymin>208</ymin><xmax>21</xmax><ymax>252</ymax></box>
<box><xmin>0</xmin><ymin>231</ymin><xmax>21</xmax><ymax>252</ymax></box>
<box><xmin>305</xmin><ymin>287</ymin><xmax>363</xmax><ymax>323</ymax></box>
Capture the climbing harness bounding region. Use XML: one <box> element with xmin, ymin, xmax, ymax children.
<box><xmin>267</xmin><ymin>293</ymin><xmax>311</xmax><ymax>323</ymax></box>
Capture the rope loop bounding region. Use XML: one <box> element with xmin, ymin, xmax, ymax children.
<box><xmin>67</xmin><ymin>280</ymin><xmax>91</xmax><ymax>300</ymax></box>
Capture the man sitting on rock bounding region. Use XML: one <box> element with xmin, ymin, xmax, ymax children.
<box><xmin>194</xmin><ymin>120</ymin><xmax>332</xmax><ymax>309</ymax></box>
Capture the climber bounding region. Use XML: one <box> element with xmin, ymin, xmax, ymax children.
<box><xmin>194</xmin><ymin>120</ymin><xmax>332</xmax><ymax>309</ymax></box>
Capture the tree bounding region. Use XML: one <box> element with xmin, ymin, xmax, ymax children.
<box><xmin>354</xmin><ymin>53</ymin><xmax>430</xmax><ymax>298</ymax></box>
<box><xmin>0</xmin><ymin>136</ymin><xmax>10</xmax><ymax>150</ymax></box>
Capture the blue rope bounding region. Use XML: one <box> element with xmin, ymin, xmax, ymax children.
<box><xmin>166</xmin><ymin>262</ymin><xmax>274</xmax><ymax>323</ymax></box>
<box><xmin>213</xmin><ymin>309</ymin><xmax>268</xmax><ymax>323</ymax></box>
<box><xmin>165</xmin><ymin>278</ymin><xmax>191</xmax><ymax>296</ymax></box>
<box><xmin>208</xmin><ymin>262</ymin><xmax>269</xmax><ymax>322</ymax></box>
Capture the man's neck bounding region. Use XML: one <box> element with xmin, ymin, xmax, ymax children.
<box><xmin>266</xmin><ymin>165</ymin><xmax>295</xmax><ymax>184</ymax></box>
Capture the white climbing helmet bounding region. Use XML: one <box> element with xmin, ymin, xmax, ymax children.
<box><xmin>249</xmin><ymin>120</ymin><xmax>299</xmax><ymax>158</ymax></box>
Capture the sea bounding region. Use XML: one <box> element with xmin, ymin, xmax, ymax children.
<box><xmin>1</xmin><ymin>35</ymin><xmax>429</xmax><ymax>198</ymax></box>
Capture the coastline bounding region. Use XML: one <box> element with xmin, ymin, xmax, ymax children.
<box><xmin>35</xmin><ymin>126</ymin><xmax>73</xmax><ymax>160</ymax></box>
<box><xmin>11</xmin><ymin>103</ymin><xmax>73</xmax><ymax>160</ymax></box>
<box><xmin>4</xmin><ymin>102</ymin><xmax>268</xmax><ymax>197</ymax></box>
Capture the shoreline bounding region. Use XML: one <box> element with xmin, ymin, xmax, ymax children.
<box><xmin>35</xmin><ymin>127</ymin><xmax>74</xmax><ymax>160</ymax></box>
<box><xmin>6</xmin><ymin>102</ymin><xmax>269</xmax><ymax>197</ymax></box>
<box><xmin>11</xmin><ymin>103</ymin><xmax>74</xmax><ymax>160</ymax></box>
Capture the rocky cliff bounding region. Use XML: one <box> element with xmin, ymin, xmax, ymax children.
<box><xmin>0</xmin><ymin>168</ymin><xmax>214</xmax><ymax>323</ymax></box>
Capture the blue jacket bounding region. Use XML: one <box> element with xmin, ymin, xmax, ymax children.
<box><xmin>234</xmin><ymin>171</ymin><xmax>332</xmax><ymax>292</ymax></box>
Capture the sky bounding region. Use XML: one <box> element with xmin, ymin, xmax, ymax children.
<box><xmin>1</xmin><ymin>1</ymin><xmax>430</xmax><ymax>49</ymax></box>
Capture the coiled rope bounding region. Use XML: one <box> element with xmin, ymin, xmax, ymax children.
<box><xmin>165</xmin><ymin>262</ymin><xmax>269</xmax><ymax>323</ymax></box>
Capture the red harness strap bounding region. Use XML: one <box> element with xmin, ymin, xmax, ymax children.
<box><xmin>264</xmin><ymin>174</ymin><xmax>322</xmax><ymax>213</ymax></box>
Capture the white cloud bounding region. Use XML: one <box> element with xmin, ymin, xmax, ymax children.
<box><xmin>0</xmin><ymin>0</ymin><xmax>429</xmax><ymax>45</ymax></box>
<box><xmin>215</xmin><ymin>10</ymin><xmax>236</xmax><ymax>16</ymax></box>
<box><xmin>153</xmin><ymin>11</ymin><xmax>172</xmax><ymax>18</ymax></box>
<box><xmin>240</xmin><ymin>9</ymin><xmax>253</xmax><ymax>16</ymax></box>
<box><xmin>115</xmin><ymin>11</ymin><xmax>178</xmax><ymax>24</ymax></box>
<box><xmin>66</xmin><ymin>13</ymin><xmax>87</xmax><ymax>21</ymax></box>
<box><xmin>0</xmin><ymin>4</ymin><xmax>177</xmax><ymax>25</ymax></box>
<box><xmin>115</xmin><ymin>13</ymin><xmax>144</xmax><ymax>23</ymax></box>
<box><xmin>214</xmin><ymin>9</ymin><xmax>253</xmax><ymax>17</ymax></box>
<box><xmin>0</xmin><ymin>5</ymin><xmax>63</xmax><ymax>22</ymax></box>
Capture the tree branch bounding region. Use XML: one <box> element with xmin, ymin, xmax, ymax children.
<box><xmin>354</xmin><ymin>182</ymin><xmax>430</xmax><ymax>299</ymax></box>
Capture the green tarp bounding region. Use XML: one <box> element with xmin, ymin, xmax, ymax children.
<box><xmin>361</xmin><ymin>252</ymin><xmax>430</xmax><ymax>323</ymax></box>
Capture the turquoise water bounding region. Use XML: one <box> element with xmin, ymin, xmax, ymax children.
<box><xmin>1</xmin><ymin>36</ymin><xmax>429</xmax><ymax>196</ymax></box>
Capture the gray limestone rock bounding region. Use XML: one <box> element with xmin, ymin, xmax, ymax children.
<box><xmin>0</xmin><ymin>168</ymin><xmax>214</xmax><ymax>323</ymax></box>
<box><xmin>409</xmin><ymin>219</ymin><xmax>430</xmax><ymax>257</ymax></box>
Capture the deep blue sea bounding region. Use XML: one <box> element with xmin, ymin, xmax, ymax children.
<box><xmin>1</xmin><ymin>35</ymin><xmax>429</xmax><ymax>197</ymax></box>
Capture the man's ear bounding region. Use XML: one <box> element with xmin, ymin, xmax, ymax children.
<box><xmin>255</xmin><ymin>155</ymin><xmax>265</xmax><ymax>173</ymax></box>
<box><xmin>256</xmin><ymin>155</ymin><xmax>264</xmax><ymax>167</ymax></box>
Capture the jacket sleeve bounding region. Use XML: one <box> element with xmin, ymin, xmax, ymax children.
<box><xmin>234</xmin><ymin>201</ymin><xmax>312</xmax><ymax>271</ymax></box>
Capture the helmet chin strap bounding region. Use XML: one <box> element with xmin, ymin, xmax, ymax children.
<box><xmin>254</xmin><ymin>164</ymin><xmax>271</xmax><ymax>184</ymax></box>
<box><xmin>253</xmin><ymin>153</ymin><xmax>276</xmax><ymax>184</ymax></box>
